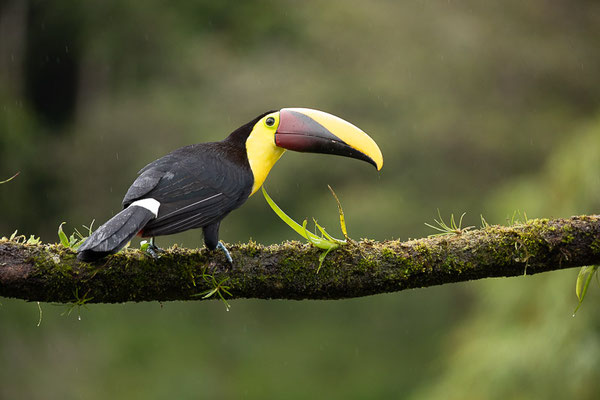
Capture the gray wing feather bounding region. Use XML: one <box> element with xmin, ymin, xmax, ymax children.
<box><xmin>122</xmin><ymin>168</ymin><xmax>164</xmax><ymax>207</ymax></box>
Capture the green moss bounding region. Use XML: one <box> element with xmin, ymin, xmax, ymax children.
<box><xmin>413</xmin><ymin>242</ymin><xmax>431</xmax><ymax>256</ymax></box>
<box><xmin>440</xmin><ymin>254</ymin><xmax>460</xmax><ymax>272</ymax></box>
<box><xmin>242</xmin><ymin>240</ymin><xmax>262</xmax><ymax>258</ymax></box>
<box><xmin>560</xmin><ymin>224</ymin><xmax>576</xmax><ymax>243</ymax></box>
<box><xmin>590</xmin><ymin>239</ymin><xmax>600</xmax><ymax>254</ymax></box>
<box><xmin>380</xmin><ymin>247</ymin><xmax>397</xmax><ymax>262</ymax></box>
<box><xmin>356</xmin><ymin>254</ymin><xmax>378</xmax><ymax>272</ymax></box>
<box><xmin>31</xmin><ymin>254</ymin><xmax>72</xmax><ymax>277</ymax></box>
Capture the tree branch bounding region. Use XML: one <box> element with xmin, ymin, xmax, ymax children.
<box><xmin>1</xmin><ymin>215</ymin><xmax>599</xmax><ymax>304</ymax></box>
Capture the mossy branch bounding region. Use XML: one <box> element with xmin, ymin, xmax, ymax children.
<box><xmin>1</xmin><ymin>215</ymin><xmax>600</xmax><ymax>304</ymax></box>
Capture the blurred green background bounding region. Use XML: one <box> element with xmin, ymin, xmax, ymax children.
<box><xmin>1</xmin><ymin>0</ymin><xmax>600</xmax><ymax>398</ymax></box>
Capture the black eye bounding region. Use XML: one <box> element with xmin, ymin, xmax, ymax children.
<box><xmin>265</xmin><ymin>117</ymin><xmax>275</xmax><ymax>127</ymax></box>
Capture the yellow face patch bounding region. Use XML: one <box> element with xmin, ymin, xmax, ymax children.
<box><xmin>246</xmin><ymin>112</ymin><xmax>286</xmax><ymax>195</ymax></box>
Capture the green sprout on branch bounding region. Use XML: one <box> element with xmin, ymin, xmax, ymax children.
<box><xmin>4</xmin><ymin>230</ymin><xmax>41</xmax><ymax>245</ymax></box>
<box><xmin>262</xmin><ymin>185</ymin><xmax>349</xmax><ymax>273</ymax></box>
<box><xmin>193</xmin><ymin>272</ymin><xmax>233</xmax><ymax>311</ymax></box>
<box><xmin>508</xmin><ymin>210</ymin><xmax>531</xmax><ymax>226</ymax></box>
<box><xmin>61</xmin><ymin>287</ymin><xmax>93</xmax><ymax>320</ymax></box>
<box><xmin>58</xmin><ymin>221</ymin><xmax>95</xmax><ymax>250</ymax></box>
<box><xmin>425</xmin><ymin>209</ymin><xmax>474</xmax><ymax>237</ymax></box>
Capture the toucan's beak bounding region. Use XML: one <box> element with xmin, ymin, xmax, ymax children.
<box><xmin>275</xmin><ymin>108</ymin><xmax>383</xmax><ymax>171</ymax></box>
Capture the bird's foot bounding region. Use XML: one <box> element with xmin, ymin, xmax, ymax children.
<box><xmin>146</xmin><ymin>244</ymin><xmax>164</xmax><ymax>259</ymax></box>
<box><xmin>217</xmin><ymin>241</ymin><xmax>233</xmax><ymax>264</ymax></box>
<box><xmin>141</xmin><ymin>238</ymin><xmax>164</xmax><ymax>259</ymax></box>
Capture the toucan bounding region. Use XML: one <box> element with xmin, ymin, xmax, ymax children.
<box><xmin>76</xmin><ymin>108</ymin><xmax>383</xmax><ymax>262</ymax></box>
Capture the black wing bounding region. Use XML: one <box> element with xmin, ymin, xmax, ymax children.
<box><xmin>122</xmin><ymin>142</ymin><xmax>253</xmax><ymax>237</ymax></box>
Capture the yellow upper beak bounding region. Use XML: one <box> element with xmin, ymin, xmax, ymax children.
<box><xmin>275</xmin><ymin>108</ymin><xmax>384</xmax><ymax>171</ymax></box>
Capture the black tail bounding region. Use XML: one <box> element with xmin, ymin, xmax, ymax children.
<box><xmin>77</xmin><ymin>205</ymin><xmax>155</xmax><ymax>262</ymax></box>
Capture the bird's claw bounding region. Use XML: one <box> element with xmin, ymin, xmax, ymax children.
<box><xmin>145</xmin><ymin>244</ymin><xmax>164</xmax><ymax>259</ymax></box>
<box><xmin>217</xmin><ymin>241</ymin><xmax>233</xmax><ymax>265</ymax></box>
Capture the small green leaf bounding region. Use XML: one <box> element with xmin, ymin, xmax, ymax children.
<box><xmin>328</xmin><ymin>185</ymin><xmax>348</xmax><ymax>239</ymax></box>
<box><xmin>69</xmin><ymin>234</ymin><xmax>80</xmax><ymax>249</ymax></box>
<box><xmin>576</xmin><ymin>266</ymin><xmax>593</xmax><ymax>301</ymax></box>
<box><xmin>26</xmin><ymin>235</ymin><xmax>41</xmax><ymax>245</ymax></box>
<box><xmin>480</xmin><ymin>214</ymin><xmax>490</xmax><ymax>229</ymax></box>
<box><xmin>262</xmin><ymin>186</ymin><xmax>338</xmax><ymax>249</ymax></box>
<box><xmin>58</xmin><ymin>223</ymin><xmax>70</xmax><ymax>247</ymax></box>
<box><xmin>82</xmin><ymin>220</ymin><xmax>95</xmax><ymax>236</ymax></box>
<box><xmin>314</xmin><ymin>219</ymin><xmax>337</xmax><ymax>243</ymax></box>
<box><xmin>317</xmin><ymin>246</ymin><xmax>336</xmax><ymax>274</ymax></box>
<box><xmin>139</xmin><ymin>240</ymin><xmax>150</xmax><ymax>252</ymax></box>
<box><xmin>574</xmin><ymin>265</ymin><xmax>598</xmax><ymax>314</ymax></box>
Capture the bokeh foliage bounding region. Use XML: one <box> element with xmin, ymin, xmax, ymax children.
<box><xmin>1</xmin><ymin>0</ymin><xmax>599</xmax><ymax>398</ymax></box>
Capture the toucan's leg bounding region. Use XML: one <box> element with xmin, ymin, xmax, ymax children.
<box><xmin>203</xmin><ymin>222</ymin><xmax>232</xmax><ymax>264</ymax></box>
<box><xmin>145</xmin><ymin>237</ymin><xmax>164</xmax><ymax>259</ymax></box>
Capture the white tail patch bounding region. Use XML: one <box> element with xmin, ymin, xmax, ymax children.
<box><xmin>130</xmin><ymin>198</ymin><xmax>161</xmax><ymax>217</ymax></box>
